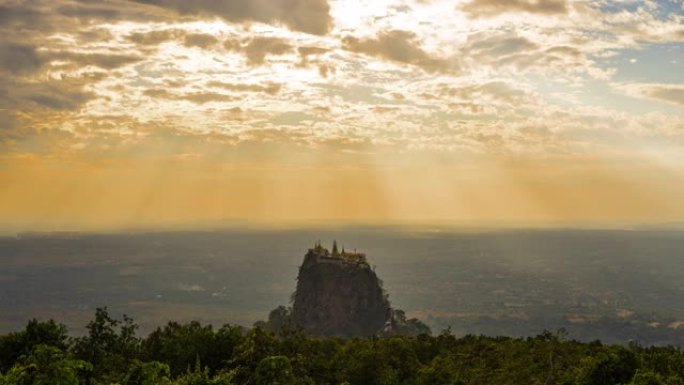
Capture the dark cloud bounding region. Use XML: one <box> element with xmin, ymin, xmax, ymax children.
<box><xmin>143</xmin><ymin>88</ymin><xmax>174</xmax><ymax>98</ymax></box>
<box><xmin>342</xmin><ymin>30</ymin><xmax>455</xmax><ymax>73</ymax></box>
<box><xmin>0</xmin><ymin>110</ymin><xmax>19</xmax><ymax>133</ymax></box>
<box><xmin>647</xmin><ymin>86</ymin><xmax>684</xmax><ymax>107</ymax></box>
<box><xmin>0</xmin><ymin>1</ymin><xmax>165</xmax><ymax>35</ymax></box>
<box><xmin>461</xmin><ymin>0</ymin><xmax>568</xmax><ymax>17</ymax></box>
<box><xmin>27</xmin><ymin>91</ymin><xmax>92</xmax><ymax>110</ymax></box>
<box><xmin>225</xmin><ymin>37</ymin><xmax>293</xmax><ymax>66</ymax></box>
<box><xmin>438</xmin><ymin>81</ymin><xmax>531</xmax><ymax>107</ymax></box>
<box><xmin>0</xmin><ymin>75</ymin><xmax>98</xmax><ymax>113</ymax></box>
<box><xmin>298</xmin><ymin>46</ymin><xmax>329</xmax><ymax>57</ymax></box>
<box><xmin>49</xmin><ymin>52</ymin><xmax>143</xmax><ymax>69</ymax></box>
<box><xmin>57</xmin><ymin>4</ymin><xmax>123</xmax><ymax>20</ymax></box>
<box><xmin>297</xmin><ymin>46</ymin><xmax>329</xmax><ymax>67</ymax></box>
<box><xmin>463</xmin><ymin>33</ymin><xmax>541</xmax><ymax>70</ymax></box>
<box><xmin>0</xmin><ymin>43</ymin><xmax>44</xmax><ymax>74</ymax></box>
<box><xmin>467</xmin><ymin>35</ymin><xmax>538</xmax><ymax>57</ymax></box>
<box><xmin>183</xmin><ymin>92</ymin><xmax>235</xmax><ymax>104</ymax></box>
<box><xmin>127</xmin><ymin>29</ymin><xmax>181</xmax><ymax>45</ymax></box>
<box><xmin>461</xmin><ymin>32</ymin><xmax>590</xmax><ymax>74</ymax></box>
<box><xmin>544</xmin><ymin>46</ymin><xmax>582</xmax><ymax>58</ymax></box>
<box><xmin>143</xmin><ymin>88</ymin><xmax>235</xmax><ymax>104</ymax></box>
<box><xmin>127</xmin><ymin>29</ymin><xmax>218</xmax><ymax>50</ymax></box>
<box><xmin>130</xmin><ymin>0</ymin><xmax>332</xmax><ymax>35</ymax></box>
<box><xmin>0</xmin><ymin>5</ymin><xmax>44</xmax><ymax>27</ymax></box>
<box><xmin>317</xmin><ymin>63</ymin><xmax>334</xmax><ymax>78</ymax></box>
<box><xmin>207</xmin><ymin>81</ymin><xmax>281</xmax><ymax>95</ymax></box>
<box><xmin>183</xmin><ymin>33</ymin><xmax>219</xmax><ymax>48</ymax></box>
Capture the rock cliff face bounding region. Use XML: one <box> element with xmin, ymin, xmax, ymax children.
<box><xmin>291</xmin><ymin>243</ymin><xmax>390</xmax><ymax>338</ymax></box>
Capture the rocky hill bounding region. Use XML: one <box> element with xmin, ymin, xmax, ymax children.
<box><xmin>291</xmin><ymin>242</ymin><xmax>389</xmax><ymax>337</ymax></box>
<box><xmin>257</xmin><ymin>241</ymin><xmax>431</xmax><ymax>338</ymax></box>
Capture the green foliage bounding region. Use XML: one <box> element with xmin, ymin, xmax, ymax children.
<box><xmin>383</xmin><ymin>309</ymin><xmax>432</xmax><ymax>337</ymax></box>
<box><xmin>0</xmin><ymin>319</ymin><xmax>69</xmax><ymax>373</ymax></box>
<box><xmin>254</xmin><ymin>356</ymin><xmax>295</xmax><ymax>385</ymax></box>
<box><xmin>5</xmin><ymin>309</ymin><xmax>684</xmax><ymax>385</ymax></box>
<box><xmin>576</xmin><ymin>347</ymin><xmax>638</xmax><ymax>385</ymax></box>
<box><xmin>172</xmin><ymin>360</ymin><xmax>236</xmax><ymax>385</ymax></box>
<box><xmin>230</xmin><ymin>326</ymin><xmax>280</xmax><ymax>384</ymax></box>
<box><xmin>72</xmin><ymin>307</ymin><xmax>139</xmax><ymax>383</ymax></box>
<box><xmin>261</xmin><ymin>306</ymin><xmax>293</xmax><ymax>334</ymax></box>
<box><xmin>122</xmin><ymin>360</ymin><xmax>172</xmax><ymax>385</ymax></box>
<box><xmin>141</xmin><ymin>321</ymin><xmax>214</xmax><ymax>377</ymax></box>
<box><xmin>2</xmin><ymin>344</ymin><xmax>91</xmax><ymax>385</ymax></box>
<box><xmin>630</xmin><ymin>370</ymin><xmax>665</xmax><ymax>385</ymax></box>
<box><xmin>141</xmin><ymin>321</ymin><xmax>242</xmax><ymax>377</ymax></box>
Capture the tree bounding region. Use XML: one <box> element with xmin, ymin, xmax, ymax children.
<box><xmin>0</xmin><ymin>319</ymin><xmax>69</xmax><ymax>373</ymax></box>
<box><xmin>263</xmin><ymin>306</ymin><xmax>293</xmax><ymax>334</ymax></box>
<box><xmin>172</xmin><ymin>359</ymin><xmax>237</xmax><ymax>385</ymax></box>
<box><xmin>141</xmin><ymin>321</ymin><xmax>217</xmax><ymax>377</ymax></box>
<box><xmin>254</xmin><ymin>356</ymin><xmax>295</xmax><ymax>385</ymax></box>
<box><xmin>2</xmin><ymin>344</ymin><xmax>91</xmax><ymax>385</ymax></box>
<box><xmin>576</xmin><ymin>347</ymin><xmax>639</xmax><ymax>385</ymax></box>
<box><xmin>123</xmin><ymin>360</ymin><xmax>172</xmax><ymax>385</ymax></box>
<box><xmin>230</xmin><ymin>326</ymin><xmax>279</xmax><ymax>384</ymax></box>
<box><xmin>72</xmin><ymin>307</ymin><xmax>139</xmax><ymax>383</ymax></box>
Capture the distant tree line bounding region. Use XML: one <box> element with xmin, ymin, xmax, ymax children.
<box><xmin>3</xmin><ymin>307</ymin><xmax>684</xmax><ymax>384</ymax></box>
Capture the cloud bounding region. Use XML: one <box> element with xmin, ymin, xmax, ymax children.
<box><xmin>297</xmin><ymin>46</ymin><xmax>328</xmax><ymax>66</ymax></box>
<box><xmin>298</xmin><ymin>46</ymin><xmax>328</xmax><ymax>57</ymax></box>
<box><xmin>0</xmin><ymin>71</ymin><xmax>101</xmax><ymax>113</ymax></box>
<box><xmin>49</xmin><ymin>52</ymin><xmax>143</xmax><ymax>70</ymax></box>
<box><xmin>0</xmin><ymin>5</ymin><xmax>44</xmax><ymax>28</ymax></box>
<box><xmin>126</xmin><ymin>29</ymin><xmax>183</xmax><ymax>45</ymax></box>
<box><xmin>434</xmin><ymin>80</ymin><xmax>537</xmax><ymax>113</ymax></box>
<box><xmin>207</xmin><ymin>81</ymin><xmax>281</xmax><ymax>95</ymax></box>
<box><xmin>466</xmin><ymin>34</ymin><xmax>538</xmax><ymax>57</ymax></box>
<box><xmin>342</xmin><ymin>30</ymin><xmax>456</xmax><ymax>73</ymax></box>
<box><xmin>596</xmin><ymin>3</ymin><xmax>684</xmax><ymax>44</ymax></box>
<box><xmin>459</xmin><ymin>31</ymin><xmax>608</xmax><ymax>78</ymax></box>
<box><xmin>0</xmin><ymin>43</ymin><xmax>44</xmax><ymax>74</ymax></box>
<box><xmin>225</xmin><ymin>37</ymin><xmax>293</xmax><ymax>66</ymax></box>
<box><xmin>0</xmin><ymin>0</ymin><xmax>681</xmax><ymax>172</ymax></box>
<box><xmin>650</xmin><ymin>87</ymin><xmax>684</xmax><ymax>107</ymax></box>
<box><xmin>461</xmin><ymin>0</ymin><xmax>568</xmax><ymax>17</ymax></box>
<box><xmin>130</xmin><ymin>0</ymin><xmax>332</xmax><ymax>35</ymax></box>
<box><xmin>57</xmin><ymin>3</ymin><xmax>125</xmax><ymax>20</ymax></box>
<box><xmin>183</xmin><ymin>92</ymin><xmax>235</xmax><ymax>104</ymax></box>
<box><xmin>618</xmin><ymin>83</ymin><xmax>684</xmax><ymax>108</ymax></box>
<box><xmin>126</xmin><ymin>29</ymin><xmax>219</xmax><ymax>49</ymax></box>
<box><xmin>0</xmin><ymin>110</ymin><xmax>20</xmax><ymax>134</ymax></box>
<box><xmin>0</xmin><ymin>1</ymin><xmax>166</xmax><ymax>36</ymax></box>
<box><xmin>183</xmin><ymin>33</ymin><xmax>219</xmax><ymax>48</ymax></box>
<box><xmin>462</xmin><ymin>32</ymin><xmax>546</xmax><ymax>71</ymax></box>
<box><xmin>143</xmin><ymin>88</ymin><xmax>235</xmax><ymax>104</ymax></box>
<box><xmin>223</xmin><ymin>106</ymin><xmax>246</xmax><ymax>121</ymax></box>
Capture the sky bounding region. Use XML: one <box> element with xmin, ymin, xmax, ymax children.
<box><xmin>0</xmin><ymin>0</ymin><xmax>683</xmax><ymax>232</ymax></box>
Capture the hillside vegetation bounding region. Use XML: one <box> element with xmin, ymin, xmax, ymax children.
<box><xmin>2</xmin><ymin>308</ymin><xmax>684</xmax><ymax>385</ymax></box>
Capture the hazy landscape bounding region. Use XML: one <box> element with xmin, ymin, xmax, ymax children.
<box><xmin>2</xmin><ymin>227</ymin><xmax>684</xmax><ymax>345</ymax></box>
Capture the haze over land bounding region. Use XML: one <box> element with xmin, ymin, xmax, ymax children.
<box><xmin>0</xmin><ymin>0</ymin><xmax>683</xmax><ymax>232</ymax></box>
<box><xmin>2</xmin><ymin>227</ymin><xmax>684</xmax><ymax>346</ymax></box>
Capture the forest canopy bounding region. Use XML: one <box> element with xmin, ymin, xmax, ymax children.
<box><xmin>2</xmin><ymin>308</ymin><xmax>684</xmax><ymax>384</ymax></box>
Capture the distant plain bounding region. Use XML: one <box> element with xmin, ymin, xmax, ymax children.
<box><xmin>2</xmin><ymin>227</ymin><xmax>684</xmax><ymax>345</ymax></box>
